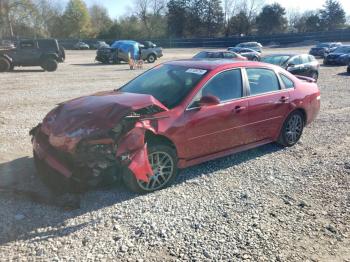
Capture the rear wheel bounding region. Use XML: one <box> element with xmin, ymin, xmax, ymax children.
<box><xmin>347</xmin><ymin>66</ymin><xmax>350</xmax><ymax>74</ymax></box>
<box><xmin>278</xmin><ymin>111</ymin><xmax>304</xmax><ymax>147</ymax></box>
<box><xmin>252</xmin><ymin>56</ymin><xmax>259</xmax><ymax>61</ymax></box>
<box><xmin>123</xmin><ymin>144</ymin><xmax>178</xmax><ymax>193</ymax></box>
<box><xmin>41</xmin><ymin>59</ymin><xmax>58</xmax><ymax>72</ymax></box>
<box><xmin>311</xmin><ymin>71</ymin><xmax>318</xmax><ymax>81</ymax></box>
<box><xmin>147</xmin><ymin>54</ymin><xmax>156</xmax><ymax>63</ymax></box>
<box><xmin>0</xmin><ymin>58</ymin><xmax>10</xmax><ymax>72</ymax></box>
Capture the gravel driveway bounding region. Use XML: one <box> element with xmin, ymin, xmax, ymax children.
<box><xmin>0</xmin><ymin>47</ymin><xmax>349</xmax><ymax>261</ymax></box>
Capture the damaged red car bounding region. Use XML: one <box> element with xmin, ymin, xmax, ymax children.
<box><xmin>30</xmin><ymin>60</ymin><xmax>320</xmax><ymax>193</ymax></box>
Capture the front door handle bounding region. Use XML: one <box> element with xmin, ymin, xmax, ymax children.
<box><xmin>279</xmin><ymin>96</ymin><xmax>289</xmax><ymax>103</ymax></box>
<box><xmin>233</xmin><ymin>105</ymin><xmax>246</xmax><ymax>113</ymax></box>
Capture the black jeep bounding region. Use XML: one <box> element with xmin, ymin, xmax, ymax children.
<box><xmin>0</xmin><ymin>39</ymin><xmax>65</xmax><ymax>72</ymax></box>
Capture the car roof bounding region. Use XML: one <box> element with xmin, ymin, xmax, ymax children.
<box><xmin>164</xmin><ymin>59</ymin><xmax>274</xmax><ymax>70</ymax></box>
<box><xmin>263</xmin><ymin>53</ymin><xmax>299</xmax><ymax>57</ymax></box>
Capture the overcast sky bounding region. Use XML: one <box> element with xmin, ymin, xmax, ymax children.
<box><xmin>80</xmin><ymin>0</ymin><xmax>350</xmax><ymax>19</ymax></box>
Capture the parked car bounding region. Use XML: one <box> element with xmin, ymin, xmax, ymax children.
<box><xmin>236</xmin><ymin>42</ymin><xmax>263</xmax><ymax>53</ymax></box>
<box><xmin>96</xmin><ymin>40</ymin><xmax>163</xmax><ymax>64</ymax></box>
<box><xmin>227</xmin><ymin>47</ymin><xmax>261</xmax><ymax>61</ymax></box>
<box><xmin>261</xmin><ymin>54</ymin><xmax>320</xmax><ymax>81</ymax></box>
<box><xmin>0</xmin><ymin>38</ymin><xmax>65</xmax><ymax>72</ymax></box>
<box><xmin>193</xmin><ymin>50</ymin><xmax>247</xmax><ymax>61</ymax></box>
<box><xmin>30</xmin><ymin>59</ymin><xmax>320</xmax><ymax>193</ymax></box>
<box><xmin>323</xmin><ymin>45</ymin><xmax>350</xmax><ymax>65</ymax></box>
<box><xmin>309</xmin><ymin>42</ymin><xmax>342</xmax><ymax>57</ymax></box>
<box><xmin>92</xmin><ymin>41</ymin><xmax>109</xmax><ymax>49</ymax></box>
<box><xmin>74</xmin><ymin>41</ymin><xmax>90</xmax><ymax>50</ymax></box>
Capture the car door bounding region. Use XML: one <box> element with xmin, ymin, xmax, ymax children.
<box><xmin>18</xmin><ymin>40</ymin><xmax>39</xmax><ymax>65</ymax></box>
<box><xmin>182</xmin><ymin>68</ymin><xmax>250</xmax><ymax>159</ymax></box>
<box><xmin>244</xmin><ymin>68</ymin><xmax>291</xmax><ymax>142</ymax></box>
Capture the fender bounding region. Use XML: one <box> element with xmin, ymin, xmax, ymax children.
<box><xmin>0</xmin><ymin>54</ymin><xmax>13</xmax><ymax>63</ymax></box>
<box><xmin>116</xmin><ymin>121</ymin><xmax>157</xmax><ymax>182</ymax></box>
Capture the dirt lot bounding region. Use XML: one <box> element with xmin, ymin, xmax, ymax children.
<box><xmin>0</xmin><ymin>47</ymin><xmax>349</xmax><ymax>261</ymax></box>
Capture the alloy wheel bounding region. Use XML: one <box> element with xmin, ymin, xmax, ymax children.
<box><xmin>137</xmin><ymin>151</ymin><xmax>174</xmax><ymax>191</ymax></box>
<box><xmin>285</xmin><ymin>114</ymin><xmax>303</xmax><ymax>144</ymax></box>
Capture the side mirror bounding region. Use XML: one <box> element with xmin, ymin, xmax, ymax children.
<box><xmin>198</xmin><ymin>95</ymin><xmax>220</xmax><ymax>107</ymax></box>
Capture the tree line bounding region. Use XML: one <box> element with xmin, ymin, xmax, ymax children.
<box><xmin>0</xmin><ymin>0</ymin><xmax>348</xmax><ymax>40</ymax></box>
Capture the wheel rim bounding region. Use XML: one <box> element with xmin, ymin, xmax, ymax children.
<box><xmin>137</xmin><ymin>151</ymin><xmax>174</xmax><ymax>191</ymax></box>
<box><xmin>148</xmin><ymin>56</ymin><xmax>155</xmax><ymax>62</ymax></box>
<box><xmin>285</xmin><ymin>114</ymin><xmax>303</xmax><ymax>144</ymax></box>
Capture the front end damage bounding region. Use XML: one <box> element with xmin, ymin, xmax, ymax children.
<box><xmin>30</xmin><ymin>92</ymin><xmax>168</xmax><ymax>189</ymax></box>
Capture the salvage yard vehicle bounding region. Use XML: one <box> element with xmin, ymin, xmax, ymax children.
<box><xmin>0</xmin><ymin>39</ymin><xmax>65</xmax><ymax>72</ymax></box>
<box><xmin>73</xmin><ymin>41</ymin><xmax>90</xmax><ymax>50</ymax></box>
<box><xmin>236</xmin><ymin>42</ymin><xmax>263</xmax><ymax>53</ymax></box>
<box><xmin>323</xmin><ymin>45</ymin><xmax>350</xmax><ymax>65</ymax></box>
<box><xmin>227</xmin><ymin>47</ymin><xmax>261</xmax><ymax>61</ymax></box>
<box><xmin>193</xmin><ymin>50</ymin><xmax>247</xmax><ymax>61</ymax></box>
<box><xmin>261</xmin><ymin>54</ymin><xmax>320</xmax><ymax>81</ymax></box>
<box><xmin>96</xmin><ymin>40</ymin><xmax>163</xmax><ymax>64</ymax></box>
<box><xmin>30</xmin><ymin>60</ymin><xmax>320</xmax><ymax>193</ymax></box>
<box><xmin>309</xmin><ymin>42</ymin><xmax>342</xmax><ymax>58</ymax></box>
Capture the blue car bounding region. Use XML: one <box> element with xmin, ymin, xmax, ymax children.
<box><xmin>323</xmin><ymin>45</ymin><xmax>350</xmax><ymax>66</ymax></box>
<box><xmin>309</xmin><ymin>42</ymin><xmax>342</xmax><ymax>58</ymax></box>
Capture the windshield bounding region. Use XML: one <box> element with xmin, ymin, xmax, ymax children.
<box><xmin>316</xmin><ymin>43</ymin><xmax>330</xmax><ymax>48</ymax></box>
<box><xmin>120</xmin><ymin>64</ymin><xmax>208</xmax><ymax>109</ymax></box>
<box><xmin>261</xmin><ymin>55</ymin><xmax>291</xmax><ymax>66</ymax></box>
<box><xmin>333</xmin><ymin>46</ymin><xmax>350</xmax><ymax>53</ymax></box>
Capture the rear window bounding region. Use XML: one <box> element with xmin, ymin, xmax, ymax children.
<box><xmin>38</xmin><ymin>40</ymin><xmax>57</xmax><ymax>49</ymax></box>
<box><xmin>262</xmin><ymin>55</ymin><xmax>290</xmax><ymax>66</ymax></box>
<box><xmin>246</xmin><ymin>68</ymin><xmax>280</xmax><ymax>95</ymax></box>
<box><xmin>280</xmin><ymin>74</ymin><xmax>294</xmax><ymax>89</ymax></box>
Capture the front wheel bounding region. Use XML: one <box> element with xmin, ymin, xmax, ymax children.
<box><xmin>277</xmin><ymin>111</ymin><xmax>304</xmax><ymax>147</ymax></box>
<box><xmin>123</xmin><ymin>144</ymin><xmax>178</xmax><ymax>193</ymax></box>
<box><xmin>0</xmin><ymin>58</ymin><xmax>10</xmax><ymax>72</ymax></box>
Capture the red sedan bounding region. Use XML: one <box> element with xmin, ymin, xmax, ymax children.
<box><xmin>31</xmin><ymin>60</ymin><xmax>320</xmax><ymax>193</ymax></box>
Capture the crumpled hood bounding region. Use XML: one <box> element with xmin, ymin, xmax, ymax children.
<box><xmin>41</xmin><ymin>91</ymin><xmax>167</xmax><ymax>151</ymax></box>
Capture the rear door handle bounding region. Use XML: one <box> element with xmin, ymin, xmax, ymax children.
<box><xmin>233</xmin><ymin>105</ymin><xmax>246</xmax><ymax>113</ymax></box>
<box><xmin>274</xmin><ymin>96</ymin><xmax>289</xmax><ymax>104</ymax></box>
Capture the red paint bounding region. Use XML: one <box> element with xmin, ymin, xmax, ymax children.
<box><xmin>32</xmin><ymin>60</ymin><xmax>320</xmax><ymax>183</ymax></box>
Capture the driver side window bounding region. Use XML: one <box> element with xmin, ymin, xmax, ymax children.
<box><xmin>190</xmin><ymin>69</ymin><xmax>243</xmax><ymax>107</ymax></box>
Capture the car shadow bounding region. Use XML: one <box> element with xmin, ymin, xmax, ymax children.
<box><xmin>337</xmin><ymin>72</ymin><xmax>349</xmax><ymax>76</ymax></box>
<box><xmin>9</xmin><ymin>69</ymin><xmax>45</xmax><ymax>73</ymax></box>
<box><xmin>0</xmin><ymin>143</ymin><xmax>283</xmax><ymax>245</ymax></box>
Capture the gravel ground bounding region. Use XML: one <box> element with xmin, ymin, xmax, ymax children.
<box><xmin>0</xmin><ymin>47</ymin><xmax>349</xmax><ymax>261</ymax></box>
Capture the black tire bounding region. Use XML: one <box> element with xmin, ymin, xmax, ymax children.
<box><xmin>347</xmin><ymin>66</ymin><xmax>350</xmax><ymax>74</ymax></box>
<box><xmin>59</xmin><ymin>45</ymin><xmax>65</xmax><ymax>61</ymax></box>
<box><xmin>41</xmin><ymin>59</ymin><xmax>58</xmax><ymax>72</ymax></box>
<box><xmin>147</xmin><ymin>54</ymin><xmax>157</xmax><ymax>63</ymax></box>
<box><xmin>9</xmin><ymin>64</ymin><xmax>14</xmax><ymax>71</ymax></box>
<box><xmin>34</xmin><ymin>152</ymin><xmax>85</xmax><ymax>194</ymax></box>
<box><xmin>252</xmin><ymin>56</ymin><xmax>259</xmax><ymax>61</ymax></box>
<box><xmin>311</xmin><ymin>71</ymin><xmax>318</xmax><ymax>81</ymax></box>
<box><xmin>277</xmin><ymin>111</ymin><xmax>304</xmax><ymax>147</ymax></box>
<box><xmin>0</xmin><ymin>58</ymin><xmax>10</xmax><ymax>72</ymax></box>
<box><xmin>123</xmin><ymin>144</ymin><xmax>178</xmax><ymax>193</ymax></box>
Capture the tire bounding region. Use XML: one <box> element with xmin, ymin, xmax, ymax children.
<box><xmin>34</xmin><ymin>152</ymin><xmax>85</xmax><ymax>194</ymax></box>
<box><xmin>123</xmin><ymin>144</ymin><xmax>178</xmax><ymax>193</ymax></box>
<box><xmin>0</xmin><ymin>58</ymin><xmax>10</xmax><ymax>72</ymax></box>
<box><xmin>252</xmin><ymin>56</ymin><xmax>259</xmax><ymax>61</ymax></box>
<box><xmin>311</xmin><ymin>71</ymin><xmax>318</xmax><ymax>81</ymax></box>
<box><xmin>41</xmin><ymin>59</ymin><xmax>58</xmax><ymax>72</ymax></box>
<box><xmin>59</xmin><ymin>45</ymin><xmax>65</xmax><ymax>61</ymax></box>
<box><xmin>9</xmin><ymin>64</ymin><xmax>14</xmax><ymax>71</ymax></box>
<box><xmin>277</xmin><ymin>111</ymin><xmax>305</xmax><ymax>147</ymax></box>
<box><xmin>347</xmin><ymin>66</ymin><xmax>350</xmax><ymax>74</ymax></box>
<box><xmin>147</xmin><ymin>54</ymin><xmax>156</xmax><ymax>63</ymax></box>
